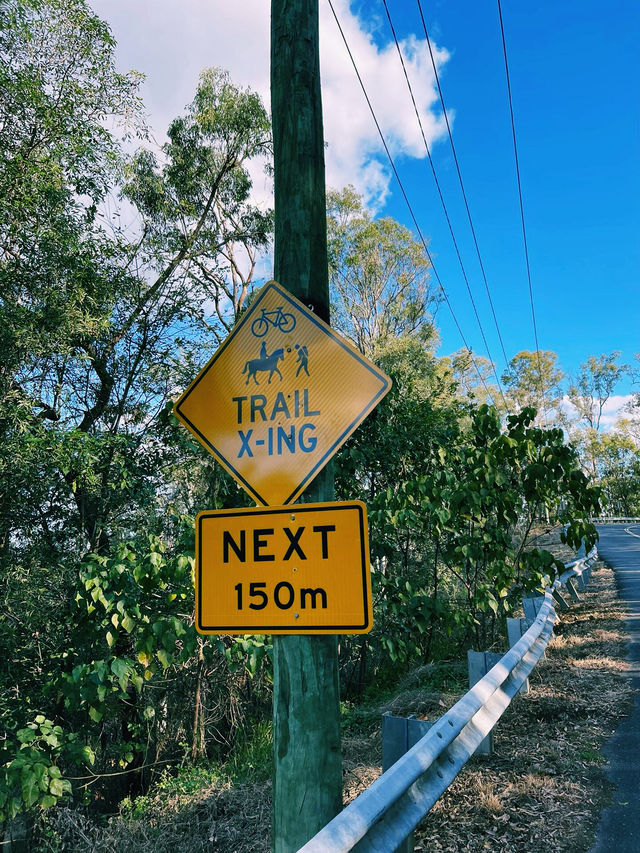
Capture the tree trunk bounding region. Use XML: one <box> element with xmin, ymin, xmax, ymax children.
<box><xmin>191</xmin><ymin>640</ymin><xmax>206</xmax><ymax>762</ymax></box>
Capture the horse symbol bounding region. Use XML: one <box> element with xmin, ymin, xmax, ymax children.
<box><xmin>242</xmin><ymin>348</ymin><xmax>285</xmax><ymax>385</ymax></box>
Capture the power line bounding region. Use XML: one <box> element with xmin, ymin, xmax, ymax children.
<box><xmin>380</xmin><ymin>0</ymin><xmax>508</xmax><ymax>405</ymax></box>
<box><xmin>415</xmin><ymin>0</ymin><xmax>510</xmax><ymax>372</ymax></box>
<box><xmin>496</xmin><ymin>0</ymin><xmax>547</xmax><ymax>422</ymax></box>
<box><xmin>326</xmin><ymin>0</ymin><xmax>497</xmax><ymax>402</ymax></box>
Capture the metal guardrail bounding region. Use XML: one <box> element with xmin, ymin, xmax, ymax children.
<box><xmin>300</xmin><ymin>550</ymin><xmax>597</xmax><ymax>853</ymax></box>
<box><xmin>590</xmin><ymin>517</ymin><xmax>640</xmax><ymax>524</ymax></box>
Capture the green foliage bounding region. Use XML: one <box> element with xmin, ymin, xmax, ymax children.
<box><xmin>1</xmin><ymin>531</ymin><xmax>274</xmax><ymax>821</ymax></box>
<box><xmin>1</xmin><ymin>1</ymin><xmax>275</xmax><ymax>822</ymax></box>
<box><xmin>0</xmin><ymin>716</ymin><xmax>75</xmax><ymax>821</ymax></box>
<box><xmin>223</xmin><ymin>721</ymin><xmax>273</xmax><ymax>783</ymax></box>
<box><xmin>119</xmin><ymin>720</ymin><xmax>273</xmax><ymax>822</ymax></box>
<box><xmin>60</xmin><ymin>538</ymin><xmax>196</xmax><ymax>724</ymax></box>
<box><xmin>222</xmin><ymin>636</ymin><xmax>273</xmax><ymax>680</ymax></box>
<box><xmin>338</xmin><ymin>383</ymin><xmax>601</xmax><ymax>688</ymax></box>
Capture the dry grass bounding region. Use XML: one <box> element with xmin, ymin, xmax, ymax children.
<box><xmin>411</xmin><ymin>557</ymin><xmax>633</xmax><ymax>852</ymax></box>
<box><xmin>39</xmin><ymin>555</ymin><xmax>633</xmax><ymax>852</ymax></box>
<box><xmin>42</xmin><ymin>779</ymin><xmax>273</xmax><ymax>853</ymax></box>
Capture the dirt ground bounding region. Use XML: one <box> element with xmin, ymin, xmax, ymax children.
<box><xmin>411</xmin><ymin>556</ymin><xmax>632</xmax><ymax>852</ymax></box>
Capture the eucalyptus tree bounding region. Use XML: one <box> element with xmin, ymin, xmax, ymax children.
<box><xmin>577</xmin><ymin>430</ymin><xmax>640</xmax><ymax>515</ymax></box>
<box><xmin>502</xmin><ymin>349</ymin><xmax>565</xmax><ymax>424</ymax></box>
<box><xmin>567</xmin><ymin>352</ymin><xmax>629</xmax><ymax>431</ymax></box>
<box><xmin>443</xmin><ymin>348</ymin><xmax>500</xmax><ymax>407</ymax></box>
<box><xmin>326</xmin><ymin>185</ymin><xmax>440</xmax><ymax>356</ymax></box>
<box><xmin>566</xmin><ymin>351</ymin><xmax>629</xmax><ymax>478</ymax></box>
<box><xmin>1</xmin><ymin>0</ymin><xmax>272</xmax><ymax>557</ymax></box>
<box><xmin>0</xmin><ymin>0</ymin><xmax>144</xmax><ymax>556</ymax></box>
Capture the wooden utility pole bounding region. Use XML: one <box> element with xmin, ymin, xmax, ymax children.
<box><xmin>271</xmin><ymin>1</ymin><xmax>343</xmax><ymax>851</ymax></box>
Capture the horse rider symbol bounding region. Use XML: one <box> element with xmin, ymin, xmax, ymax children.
<box><xmin>242</xmin><ymin>345</ymin><xmax>285</xmax><ymax>385</ymax></box>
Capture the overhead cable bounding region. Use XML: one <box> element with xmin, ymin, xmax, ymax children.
<box><xmin>415</xmin><ymin>0</ymin><xmax>510</xmax><ymax>373</ymax></box>
<box><xmin>381</xmin><ymin>0</ymin><xmax>508</xmax><ymax>406</ymax></box>
<box><xmin>326</xmin><ymin>0</ymin><xmax>496</xmax><ymax>401</ymax></box>
<box><xmin>496</xmin><ymin>0</ymin><xmax>547</xmax><ymax>422</ymax></box>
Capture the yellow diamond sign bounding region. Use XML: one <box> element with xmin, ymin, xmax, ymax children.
<box><xmin>173</xmin><ymin>280</ymin><xmax>391</xmax><ymax>505</ymax></box>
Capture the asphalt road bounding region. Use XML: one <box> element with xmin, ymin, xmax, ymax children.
<box><xmin>590</xmin><ymin>524</ymin><xmax>640</xmax><ymax>853</ymax></box>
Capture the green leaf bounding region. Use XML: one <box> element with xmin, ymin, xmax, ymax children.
<box><xmin>82</xmin><ymin>745</ymin><xmax>96</xmax><ymax>766</ymax></box>
<box><xmin>33</xmin><ymin>763</ymin><xmax>49</xmax><ymax>792</ymax></box>
<box><xmin>49</xmin><ymin>777</ymin><xmax>65</xmax><ymax>797</ymax></box>
<box><xmin>16</xmin><ymin>728</ymin><xmax>36</xmax><ymax>744</ymax></box>
<box><xmin>8</xmin><ymin>796</ymin><xmax>22</xmax><ymax>819</ymax></box>
<box><xmin>111</xmin><ymin>658</ymin><xmax>128</xmax><ymax>680</ymax></box>
<box><xmin>21</xmin><ymin>774</ymin><xmax>40</xmax><ymax>808</ymax></box>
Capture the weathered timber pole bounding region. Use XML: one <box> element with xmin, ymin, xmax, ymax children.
<box><xmin>271</xmin><ymin>1</ymin><xmax>343</xmax><ymax>851</ymax></box>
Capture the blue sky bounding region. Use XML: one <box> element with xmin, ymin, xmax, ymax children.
<box><xmin>352</xmin><ymin>0</ymin><xmax>639</xmax><ymax>392</ymax></box>
<box><xmin>92</xmin><ymin>0</ymin><xmax>639</xmax><ymax>400</ymax></box>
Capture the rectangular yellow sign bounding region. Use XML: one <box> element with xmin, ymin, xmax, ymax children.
<box><xmin>195</xmin><ymin>501</ymin><xmax>372</xmax><ymax>635</ymax></box>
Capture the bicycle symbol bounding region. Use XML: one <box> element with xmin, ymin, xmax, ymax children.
<box><xmin>251</xmin><ymin>306</ymin><xmax>296</xmax><ymax>337</ymax></box>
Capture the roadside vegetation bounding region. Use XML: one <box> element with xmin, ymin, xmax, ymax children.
<box><xmin>2</xmin><ymin>0</ymin><xmax>640</xmax><ymax>848</ymax></box>
<box><xmin>26</xmin><ymin>545</ymin><xmax>633</xmax><ymax>852</ymax></box>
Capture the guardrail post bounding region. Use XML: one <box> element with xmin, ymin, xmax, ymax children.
<box><xmin>574</xmin><ymin>571</ymin><xmax>587</xmax><ymax>591</ymax></box>
<box><xmin>522</xmin><ymin>596</ymin><xmax>545</xmax><ymax>621</ymax></box>
<box><xmin>506</xmin><ymin>618</ymin><xmax>533</xmax><ymax>693</ymax></box>
<box><xmin>382</xmin><ymin>713</ymin><xmax>434</xmax><ymax>853</ymax></box>
<box><xmin>552</xmin><ymin>588</ymin><xmax>569</xmax><ymax>611</ymax></box>
<box><xmin>564</xmin><ymin>577</ymin><xmax>580</xmax><ymax>602</ymax></box>
<box><xmin>467</xmin><ymin>651</ymin><xmax>503</xmax><ymax>754</ymax></box>
<box><xmin>382</xmin><ymin>712</ymin><xmax>409</xmax><ymax>775</ymax></box>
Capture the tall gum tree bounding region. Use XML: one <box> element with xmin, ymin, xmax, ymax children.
<box><xmin>502</xmin><ymin>349</ymin><xmax>565</xmax><ymax>425</ymax></box>
<box><xmin>1</xmin><ymin>18</ymin><xmax>273</xmax><ymax>555</ymax></box>
<box><xmin>326</xmin><ymin>186</ymin><xmax>440</xmax><ymax>356</ymax></box>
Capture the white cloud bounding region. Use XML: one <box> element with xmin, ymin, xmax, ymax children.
<box><xmin>319</xmin><ymin>1</ymin><xmax>450</xmax><ymax>208</ymax></box>
<box><xmin>562</xmin><ymin>393</ymin><xmax>636</xmax><ymax>431</ymax></box>
<box><xmin>90</xmin><ymin>0</ymin><xmax>450</xmax><ymax>210</ymax></box>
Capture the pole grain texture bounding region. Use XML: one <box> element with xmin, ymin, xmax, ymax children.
<box><xmin>270</xmin><ymin>1</ymin><xmax>343</xmax><ymax>851</ymax></box>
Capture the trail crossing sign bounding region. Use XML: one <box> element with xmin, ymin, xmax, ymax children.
<box><xmin>195</xmin><ymin>501</ymin><xmax>372</xmax><ymax>634</ymax></box>
<box><xmin>173</xmin><ymin>280</ymin><xmax>391</xmax><ymax>505</ymax></box>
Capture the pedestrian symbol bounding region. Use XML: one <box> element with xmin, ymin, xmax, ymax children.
<box><xmin>295</xmin><ymin>344</ymin><xmax>309</xmax><ymax>377</ymax></box>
